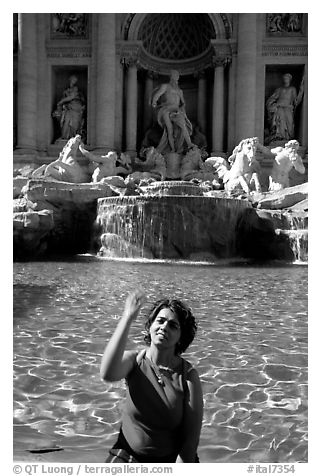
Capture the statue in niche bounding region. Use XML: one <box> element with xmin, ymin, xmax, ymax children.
<box><xmin>151</xmin><ymin>70</ymin><xmax>194</xmax><ymax>154</ymax></box>
<box><xmin>52</xmin><ymin>14</ymin><xmax>87</xmax><ymax>37</ymax></box>
<box><xmin>268</xmin><ymin>140</ymin><xmax>305</xmax><ymax>191</ymax></box>
<box><xmin>31</xmin><ymin>135</ymin><xmax>90</xmax><ymax>183</ymax></box>
<box><xmin>52</xmin><ymin>75</ymin><xmax>86</xmax><ymax>141</ymax></box>
<box><xmin>265</xmin><ymin>73</ymin><xmax>304</xmax><ymax>144</ymax></box>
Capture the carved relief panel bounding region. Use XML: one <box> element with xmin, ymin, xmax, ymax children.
<box><xmin>266</xmin><ymin>14</ymin><xmax>304</xmax><ymax>36</ymax></box>
<box><xmin>51</xmin><ymin>14</ymin><xmax>89</xmax><ymax>39</ymax></box>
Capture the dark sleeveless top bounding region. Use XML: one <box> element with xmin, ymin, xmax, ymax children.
<box><xmin>119</xmin><ymin>349</ymin><xmax>189</xmax><ymax>460</ymax></box>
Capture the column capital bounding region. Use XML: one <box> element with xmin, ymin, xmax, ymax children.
<box><xmin>146</xmin><ymin>70</ymin><xmax>159</xmax><ymax>80</ymax></box>
<box><xmin>121</xmin><ymin>56</ymin><xmax>139</xmax><ymax>68</ymax></box>
<box><xmin>212</xmin><ymin>56</ymin><xmax>231</xmax><ymax>68</ymax></box>
<box><xmin>117</xmin><ymin>41</ymin><xmax>142</xmax><ymax>68</ymax></box>
<box><xmin>194</xmin><ymin>70</ymin><xmax>207</xmax><ymax>80</ymax></box>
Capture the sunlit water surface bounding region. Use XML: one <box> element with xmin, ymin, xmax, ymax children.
<box><xmin>13</xmin><ymin>258</ymin><xmax>308</xmax><ymax>463</ymax></box>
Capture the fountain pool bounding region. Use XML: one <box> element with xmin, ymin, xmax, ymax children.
<box><xmin>13</xmin><ymin>257</ymin><xmax>308</xmax><ymax>463</ymax></box>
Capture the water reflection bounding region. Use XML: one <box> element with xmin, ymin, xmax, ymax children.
<box><xmin>13</xmin><ymin>259</ymin><xmax>308</xmax><ymax>463</ymax></box>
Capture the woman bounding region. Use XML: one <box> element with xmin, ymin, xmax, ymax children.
<box><xmin>100</xmin><ymin>290</ymin><xmax>203</xmax><ymax>463</ymax></box>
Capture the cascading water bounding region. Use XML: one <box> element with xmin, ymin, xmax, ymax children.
<box><xmin>269</xmin><ymin>206</ymin><xmax>308</xmax><ymax>263</ymax></box>
<box><xmin>95</xmin><ymin>182</ymin><xmax>251</xmax><ymax>261</ymax></box>
<box><xmin>283</xmin><ymin>212</ymin><xmax>308</xmax><ymax>263</ymax></box>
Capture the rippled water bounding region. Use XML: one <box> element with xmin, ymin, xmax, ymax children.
<box><xmin>13</xmin><ymin>258</ymin><xmax>308</xmax><ymax>463</ymax></box>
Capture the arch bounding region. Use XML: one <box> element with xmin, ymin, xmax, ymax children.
<box><xmin>138</xmin><ymin>14</ymin><xmax>216</xmax><ymax>60</ymax></box>
<box><xmin>123</xmin><ymin>13</ymin><xmax>231</xmax><ymax>41</ymax></box>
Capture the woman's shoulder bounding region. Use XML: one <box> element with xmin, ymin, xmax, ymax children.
<box><xmin>180</xmin><ymin>357</ymin><xmax>196</xmax><ymax>377</ymax></box>
<box><xmin>124</xmin><ymin>348</ymin><xmax>146</xmax><ymax>367</ymax></box>
<box><xmin>123</xmin><ymin>349</ymin><xmax>140</xmax><ymax>368</ymax></box>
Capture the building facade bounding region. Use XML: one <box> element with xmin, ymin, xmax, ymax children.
<box><xmin>13</xmin><ymin>13</ymin><xmax>308</xmax><ymax>164</ymax></box>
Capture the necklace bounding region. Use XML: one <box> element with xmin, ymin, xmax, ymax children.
<box><xmin>147</xmin><ymin>357</ymin><xmax>176</xmax><ymax>386</ymax></box>
<box><xmin>158</xmin><ymin>364</ymin><xmax>175</xmax><ymax>373</ymax></box>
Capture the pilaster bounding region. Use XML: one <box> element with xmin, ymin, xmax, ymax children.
<box><xmin>125</xmin><ymin>58</ymin><xmax>138</xmax><ymax>156</ymax></box>
<box><xmin>211</xmin><ymin>57</ymin><xmax>228</xmax><ymax>155</ymax></box>
<box><xmin>120</xmin><ymin>45</ymin><xmax>141</xmax><ymax>156</ymax></box>
<box><xmin>143</xmin><ymin>71</ymin><xmax>155</xmax><ymax>133</ymax></box>
<box><xmin>95</xmin><ymin>13</ymin><xmax>116</xmax><ymax>152</ymax></box>
<box><xmin>16</xmin><ymin>13</ymin><xmax>38</xmax><ymax>155</ymax></box>
<box><xmin>196</xmin><ymin>71</ymin><xmax>207</xmax><ymax>133</ymax></box>
<box><xmin>235</xmin><ymin>13</ymin><xmax>258</xmax><ymax>142</ymax></box>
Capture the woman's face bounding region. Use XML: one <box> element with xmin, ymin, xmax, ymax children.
<box><xmin>149</xmin><ymin>307</ymin><xmax>181</xmax><ymax>351</ymax></box>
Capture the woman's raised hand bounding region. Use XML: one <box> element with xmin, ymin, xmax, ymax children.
<box><xmin>123</xmin><ymin>289</ymin><xmax>146</xmax><ymax>320</ymax></box>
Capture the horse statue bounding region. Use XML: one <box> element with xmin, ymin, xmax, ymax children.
<box><xmin>204</xmin><ymin>138</ymin><xmax>263</xmax><ymax>194</ymax></box>
<box><xmin>225</xmin><ymin>137</ymin><xmax>262</xmax><ymax>193</ymax></box>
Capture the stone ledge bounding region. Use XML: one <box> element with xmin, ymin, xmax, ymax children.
<box><xmin>23</xmin><ymin>179</ymin><xmax>115</xmax><ymax>204</ymax></box>
<box><xmin>256</xmin><ymin>182</ymin><xmax>308</xmax><ymax>210</ymax></box>
<box><xmin>13</xmin><ymin>210</ymin><xmax>54</xmax><ymax>231</ymax></box>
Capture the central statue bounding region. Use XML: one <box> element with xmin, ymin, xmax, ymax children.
<box><xmin>151</xmin><ymin>70</ymin><xmax>194</xmax><ymax>154</ymax></box>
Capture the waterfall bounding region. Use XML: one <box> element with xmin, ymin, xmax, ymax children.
<box><xmin>95</xmin><ymin>194</ymin><xmax>251</xmax><ymax>261</ymax></box>
<box><xmin>284</xmin><ymin>211</ymin><xmax>308</xmax><ymax>263</ymax></box>
<box><xmin>273</xmin><ymin>210</ymin><xmax>308</xmax><ymax>264</ymax></box>
<box><xmin>287</xmin><ymin>230</ymin><xmax>308</xmax><ymax>263</ymax></box>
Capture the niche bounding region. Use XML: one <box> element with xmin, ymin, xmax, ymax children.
<box><xmin>51</xmin><ymin>66</ymin><xmax>88</xmax><ymax>144</ymax></box>
<box><xmin>264</xmin><ymin>64</ymin><xmax>305</xmax><ymax>146</ymax></box>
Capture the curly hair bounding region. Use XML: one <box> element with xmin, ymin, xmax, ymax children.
<box><xmin>143</xmin><ymin>298</ymin><xmax>197</xmax><ymax>355</ymax></box>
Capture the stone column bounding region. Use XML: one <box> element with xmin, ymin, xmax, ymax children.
<box><xmin>227</xmin><ymin>55</ymin><xmax>237</xmax><ymax>152</ymax></box>
<box><xmin>211</xmin><ymin>58</ymin><xmax>226</xmax><ymax>155</ymax></box>
<box><xmin>235</xmin><ymin>13</ymin><xmax>258</xmax><ymax>142</ymax></box>
<box><xmin>143</xmin><ymin>71</ymin><xmax>154</xmax><ymax>133</ymax></box>
<box><xmin>37</xmin><ymin>13</ymin><xmax>48</xmax><ymax>155</ymax></box>
<box><xmin>16</xmin><ymin>13</ymin><xmax>38</xmax><ymax>154</ymax></box>
<box><xmin>125</xmin><ymin>59</ymin><xmax>138</xmax><ymax>156</ymax></box>
<box><xmin>95</xmin><ymin>13</ymin><xmax>116</xmax><ymax>151</ymax></box>
<box><xmin>197</xmin><ymin>71</ymin><xmax>207</xmax><ymax>133</ymax></box>
<box><xmin>114</xmin><ymin>52</ymin><xmax>125</xmax><ymax>151</ymax></box>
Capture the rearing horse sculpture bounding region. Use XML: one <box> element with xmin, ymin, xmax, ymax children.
<box><xmin>224</xmin><ymin>137</ymin><xmax>262</xmax><ymax>193</ymax></box>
